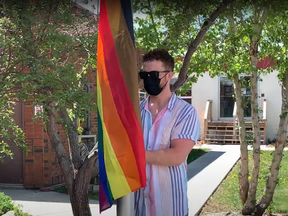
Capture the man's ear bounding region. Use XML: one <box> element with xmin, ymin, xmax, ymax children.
<box><xmin>168</xmin><ymin>71</ymin><xmax>174</xmax><ymax>79</ymax></box>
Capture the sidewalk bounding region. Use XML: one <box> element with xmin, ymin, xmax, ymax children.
<box><xmin>187</xmin><ymin>145</ymin><xmax>240</xmax><ymax>216</ymax></box>
<box><xmin>0</xmin><ymin>188</ymin><xmax>116</xmax><ymax>216</ymax></box>
<box><xmin>1</xmin><ymin>144</ymin><xmax>241</xmax><ymax>216</ymax></box>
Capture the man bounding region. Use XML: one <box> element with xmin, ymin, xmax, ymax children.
<box><xmin>135</xmin><ymin>48</ymin><xmax>200</xmax><ymax>216</ymax></box>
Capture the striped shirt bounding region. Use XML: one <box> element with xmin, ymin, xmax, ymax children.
<box><xmin>135</xmin><ymin>93</ymin><xmax>200</xmax><ymax>216</ymax></box>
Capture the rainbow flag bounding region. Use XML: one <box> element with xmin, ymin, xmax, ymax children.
<box><xmin>96</xmin><ymin>0</ymin><xmax>146</xmax><ymax>212</ymax></box>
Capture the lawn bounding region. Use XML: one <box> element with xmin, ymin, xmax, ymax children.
<box><xmin>187</xmin><ymin>148</ymin><xmax>210</xmax><ymax>164</ymax></box>
<box><xmin>200</xmin><ymin>151</ymin><xmax>288</xmax><ymax>215</ymax></box>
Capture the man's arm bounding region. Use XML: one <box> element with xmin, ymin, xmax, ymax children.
<box><xmin>145</xmin><ymin>139</ymin><xmax>195</xmax><ymax>166</ymax></box>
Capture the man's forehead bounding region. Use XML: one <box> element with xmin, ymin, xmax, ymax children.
<box><xmin>143</xmin><ymin>60</ymin><xmax>164</xmax><ymax>69</ymax></box>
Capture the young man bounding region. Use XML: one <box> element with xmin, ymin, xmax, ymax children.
<box><xmin>135</xmin><ymin>48</ymin><xmax>200</xmax><ymax>216</ymax></box>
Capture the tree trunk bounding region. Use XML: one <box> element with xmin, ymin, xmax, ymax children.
<box><xmin>69</xmin><ymin>152</ymin><xmax>97</xmax><ymax>216</ymax></box>
<box><xmin>255</xmin><ymin>72</ymin><xmax>288</xmax><ymax>215</ymax></box>
<box><xmin>70</xmin><ymin>182</ymin><xmax>92</xmax><ymax>216</ymax></box>
<box><xmin>47</xmin><ymin>105</ymin><xmax>98</xmax><ymax>216</ymax></box>
<box><xmin>243</xmin><ymin>66</ymin><xmax>260</xmax><ymax>215</ymax></box>
<box><xmin>242</xmin><ymin>8</ymin><xmax>268</xmax><ymax>214</ymax></box>
<box><xmin>233</xmin><ymin>74</ymin><xmax>249</xmax><ymax>205</ymax></box>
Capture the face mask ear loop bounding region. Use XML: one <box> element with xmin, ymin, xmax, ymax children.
<box><xmin>160</xmin><ymin>72</ymin><xmax>170</xmax><ymax>89</ymax></box>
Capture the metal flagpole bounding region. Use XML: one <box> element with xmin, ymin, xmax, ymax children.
<box><xmin>117</xmin><ymin>0</ymin><xmax>137</xmax><ymax>215</ymax></box>
<box><xmin>117</xmin><ymin>193</ymin><xmax>134</xmax><ymax>216</ymax></box>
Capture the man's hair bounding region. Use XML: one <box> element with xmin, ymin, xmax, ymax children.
<box><xmin>143</xmin><ymin>48</ymin><xmax>174</xmax><ymax>72</ymax></box>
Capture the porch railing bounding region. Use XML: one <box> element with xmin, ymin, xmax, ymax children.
<box><xmin>232</xmin><ymin>99</ymin><xmax>267</xmax><ymax>141</ymax></box>
<box><xmin>204</xmin><ymin>100</ymin><xmax>212</xmax><ymax>141</ymax></box>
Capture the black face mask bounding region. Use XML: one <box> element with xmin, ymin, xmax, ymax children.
<box><xmin>143</xmin><ymin>74</ymin><xmax>168</xmax><ymax>96</ymax></box>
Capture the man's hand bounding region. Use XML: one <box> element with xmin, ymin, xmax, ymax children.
<box><xmin>145</xmin><ymin>139</ymin><xmax>195</xmax><ymax>166</ymax></box>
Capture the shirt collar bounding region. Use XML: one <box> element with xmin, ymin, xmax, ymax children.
<box><xmin>141</xmin><ymin>93</ymin><xmax>177</xmax><ymax>111</ymax></box>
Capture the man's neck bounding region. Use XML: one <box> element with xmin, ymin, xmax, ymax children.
<box><xmin>148</xmin><ymin>88</ymin><xmax>172</xmax><ymax>111</ymax></box>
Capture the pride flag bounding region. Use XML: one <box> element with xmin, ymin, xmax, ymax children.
<box><xmin>96</xmin><ymin>0</ymin><xmax>146</xmax><ymax>212</ymax></box>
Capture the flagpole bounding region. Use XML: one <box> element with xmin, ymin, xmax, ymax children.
<box><xmin>117</xmin><ymin>193</ymin><xmax>134</xmax><ymax>216</ymax></box>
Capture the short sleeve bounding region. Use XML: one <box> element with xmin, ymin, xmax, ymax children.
<box><xmin>171</xmin><ymin>108</ymin><xmax>200</xmax><ymax>142</ymax></box>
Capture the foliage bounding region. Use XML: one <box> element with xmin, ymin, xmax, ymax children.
<box><xmin>0</xmin><ymin>192</ymin><xmax>31</xmax><ymax>216</ymax></box>
<box><xmin>133</xmin><ymin>0</ymin><xmax>227</xmax><ymax>91</ymax></box>
<box><xmin>0</xmin><ymin>0</ymin><xmax>98</xmax><ymax>159</ymax></box>
<box><xmin>201</xmin><ymin>151</ymin><xmax>288</xmax><ymax>214</ymax></box>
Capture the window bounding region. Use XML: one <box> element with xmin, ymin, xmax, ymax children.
<box><xmin>220</xmin><ymin>76</ymin><xmax>251</xmax><ymax>118</ymax></box>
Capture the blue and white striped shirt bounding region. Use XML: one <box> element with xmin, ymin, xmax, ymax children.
<box><xmin>135</xmin><ymin>93</ymin><xmax>200</xmax><ymax>216</ymax></box>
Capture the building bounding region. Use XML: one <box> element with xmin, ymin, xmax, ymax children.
<box><xmin>192</xmin><ymin>70</ymin><xmax>281</xmax><ymax>144</ymax></box>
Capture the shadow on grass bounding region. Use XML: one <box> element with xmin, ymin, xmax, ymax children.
<box><xmin>187</xmin><ymin>148</ymin><xmax>210</xmax><ymax>164</ymax></box>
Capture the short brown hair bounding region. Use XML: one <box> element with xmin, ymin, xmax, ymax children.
<box><xmin>143</xmin><ymin>48</ymin><xmax>174</xmax><ymax>72</ymax></box>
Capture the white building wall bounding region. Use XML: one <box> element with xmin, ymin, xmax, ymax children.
<box><xmin>192</xmin><ymin>72</ymin><xmax>219</xmax><ymax>139</ymax></box>
<box><xmin>259</xmin><ymin>71</ymin><xmax>282</xmax><ymax>140</ymax></box>
<box><xmin>192</xmin><ymin>71</ymin><xmax>282</xmax><ymax>141</ymax></box>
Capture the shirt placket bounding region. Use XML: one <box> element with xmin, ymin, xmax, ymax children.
<box><xmin>144</xmin><ymin>110</ymin><xmax>152</xmax><ymax>215</ymax></box>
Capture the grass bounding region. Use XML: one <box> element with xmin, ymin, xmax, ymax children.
<box><xmin>187</xmin><ymin>148</ymin><xmax>210</xmax><ymax>164</ymax></box>
<box><xmin>54</xmin><ymin>186</ymin><xmax>99</xmax><ymax>200</ymax></box>
<box><xmin>201</xmin><ymin>151</ymin><xmax>288</xmax><ymax>215</ymax></box>
<box><xmin>0</xmin><ymin>192</ymin><xmax>31</xmax><ymax>216</ymax></box>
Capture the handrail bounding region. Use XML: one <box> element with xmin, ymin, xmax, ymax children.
<box><xmin>204</xmin><ymin>100</ymin><xmax>212</xmax><ymax>142</ymax></box>
<box><xmin>233</xmin><ymin>102</ymin><xmax>237</xmax><ymax>138</ymax></box>
<box><xmin>263</xmin><ymin>99</ymin><xmax>267</xmax><ymax>121</ymax></box>
<box><xmin>233</xmin><ymin>101</ymin><xmax>237</xmax><ymax>118</ymax></box>
<box><xmin>204</xmin><ymin>100</ymin><xmax>212</xmax><ymax>120</ymax></box>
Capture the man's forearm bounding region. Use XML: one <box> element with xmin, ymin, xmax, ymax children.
<box><xmin>145</xmin><ymin>149</ymin><xmax>184</xmax><ymax>166</ymax></box>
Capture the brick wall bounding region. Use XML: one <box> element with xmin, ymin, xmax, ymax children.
<box><xmin>23</xmin><ymin>66</ymin><xmax>96</xmax><ymax>188</ymax></box>
<box><xmin>23</xmin><ymin>103</ymin><xmax>68</xmax><ymax>188</ymax></box>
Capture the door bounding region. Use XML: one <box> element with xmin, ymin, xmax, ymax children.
<box><xmin>219</xmin><ymin>76</ymin><xmax>251</xmax><ymax>119</ymax></box>
<box><xmin>0</xmin><ymin>103</ymin><xmax>24</xmax><ymax>184</ymax></box>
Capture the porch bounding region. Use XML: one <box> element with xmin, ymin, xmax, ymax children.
<box><xmin>203</xmin><ymin>99</ymin><xmax>267</xmax><ymax>144</ymax></box>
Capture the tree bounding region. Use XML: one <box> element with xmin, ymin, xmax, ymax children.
<box><xmin>135</xmin><ymin>0</ymin><xmax>288</xmax><ymax>215</ymax></box>
<box><xmin>134</xmin><ymin>0</ymin><xmax>235</xmax><ymax>92</ymax></box>
<box><xmin>0</xmin><ymin>2</ymin><xmax>27</xmax><ymax>162</ymax></box>
<box><xmin>195</xmin><ymin>1</ymin><xmax>288</xmax><ymax>214</ymax></box>
<box><xmin>0</xmin><ymin>1</ymin><xmax>98</xmax><ymax>215</ymax></box>
<box><xmin>254</xmin><ymin>9</ymin><xmax>288</xmax><ymax>215</ymax></box>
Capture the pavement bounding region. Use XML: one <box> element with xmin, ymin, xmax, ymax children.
<box><xmin>0</xmin><ymin>188</ymin><xmax>116</xmax><ymax>216</ymax></box>
<box><xmin>188</xmin><ymin>144</ymin><xmax>240</xmax><ymax>216</ymax></box>
<box><xmin>0</xmin><ymin>144</ymin><xmax>243</xmax><ymax>216</ymax></box>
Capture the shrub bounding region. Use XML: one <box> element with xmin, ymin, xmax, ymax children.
<box><xmin>0</xmin><ymin>192</ymin><xmax>30</xmax><ymax>216</ymax></box>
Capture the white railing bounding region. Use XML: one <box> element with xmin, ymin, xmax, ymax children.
<box><xmin>263</xmin><ymin>99</ymin><xmax>267</xmax><ymax>121</ymax></box>
<box><xmin>204</xmin><ymin>100</ymin><xmax>212</xmax><ymax>141</ymax></box>
<box><xmin>233</xmin><ymin>102</ymin><xmax>237</xmax><ymax>138</ymax></box>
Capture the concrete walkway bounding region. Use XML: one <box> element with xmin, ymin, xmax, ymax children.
<box><xmin>188</xmin><ymin>144</ymin><xmax>240</xmax><ymax>216</ymax></box>
<box><xmin>0</xmin><ymin>188</ymin><xmax>116</xmax><ymax>216</ymax></box>
<box><xmin>1</xmin><ymin>144</ymin><xmax>241</xmax><ymax>216</ymax></box>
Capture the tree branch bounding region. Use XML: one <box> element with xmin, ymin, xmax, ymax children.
<box><xmin>170</xmin><ymin>0</ymin><xmax>235</xmax><ymax>92</ymax></box>
<box><xmin>147</xmin><ymin>0</ymin><xmax>160</xmax><ymax>45</ymax></box>
<box><xmin>46</xmin><ymin>105</ymin><xmax>74</xmax><ymax>188</ymax></box>
<box><xmin>227</xmin><ymin>3</ymin><xmax>236</xmax><ymax>34</ymax></box>
<box><xmin>58</xmin><ymin>108</ymin><xmax>81</xmax><ymax>170</ymax></box>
